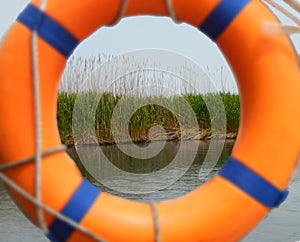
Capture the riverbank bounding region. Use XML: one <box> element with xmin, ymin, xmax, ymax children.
<box><xmin>57</xmin><ymin>92</ymin><xmax>239</xmax><ymax>145</ymax></box>
<box><xmin>67</xmin><ymin>127</ymin><xmax>237</xmax><ymax>146</ymax></box>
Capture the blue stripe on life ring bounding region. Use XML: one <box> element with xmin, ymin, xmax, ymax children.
<box><xmin>199</xmin><ymin>0</ymin><xmax>250</xmax><ymax>41</ymax></box>
<box><xmin>17</xmin><ymin>4</ymin><xmax>79</xmax><ymax>58</ymax></box>
<box><xmin>219</xmin><ymin>157</ymin><xmax>289</xmax><ymax>208</ymax></box>
<box><xmin>47</xmin><ymin>179</ymin><xmax>101</xmax><ymax>242</ymax></box>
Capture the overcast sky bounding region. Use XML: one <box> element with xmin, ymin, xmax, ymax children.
<box><xmin>1</xmin><ymin>1</ymin><xmax>300</xmax><ymax>93</ymax></box>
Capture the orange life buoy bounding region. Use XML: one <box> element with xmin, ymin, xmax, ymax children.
<box><xmin>0</xmin><ymin>0</ymin><xmax>300</xmax><ymax>241</ymax></box>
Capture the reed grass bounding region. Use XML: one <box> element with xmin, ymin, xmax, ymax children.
<box><xmin>57</xmin><ymin>91</ymin><xmax>240</xmax><ymax>144</ymax></box>
<box><xmin>57</xmin><ymin>55</ymin><xmax>240</xmax><ymax>145</ymax></box>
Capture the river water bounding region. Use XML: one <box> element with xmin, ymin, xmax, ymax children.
<box><xmin>0</xmin><ymin>140</ymin><xmax>300</xmax><ymax>241</ymax></box>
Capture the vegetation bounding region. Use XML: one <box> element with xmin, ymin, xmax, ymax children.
<box><xmin>57</xmin><ymin>55</ymin><xmax>240</xmax><ymax>145</ymax></box>
<box><xmin>57</xmin><ymin>91</ymin><xmax>240</xmax><ymax>145</ymax></box>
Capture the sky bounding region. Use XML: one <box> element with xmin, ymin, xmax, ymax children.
<box><xmin>1</xmin><ymin>1</ymin><xmax>300</xmax><ymax>93</ymax></box>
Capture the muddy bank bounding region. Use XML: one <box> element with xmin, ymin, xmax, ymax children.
<box><xmin>66</xmin><ymin>128</ymin><xmax>237</xmax><ymax>146</ymax></box>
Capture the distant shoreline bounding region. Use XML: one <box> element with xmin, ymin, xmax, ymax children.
<box><xmin>57</xmin><ymin>92</ymin><xmax>240</xmax><ymax>146</ymax></box>
<box><xmin>63</xmin><ymin>129</ymin><xmax>237</xmax><ymax>146</ymax></box>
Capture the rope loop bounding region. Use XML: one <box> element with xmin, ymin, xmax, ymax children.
<box><xmin>285</xmin><ymin>0</ymin><xmax>300</xmax><ymax>12</ymax></box>
<box><xmin>165</xmin><ymin>0</ymin><xmax>181</xmax><ymax>24</ymax></box>
<box><xmin>150</xmin><ymin>200</ymin><xmax>161</xmax><ymax>242</ymax></box>
<box><xmin>262</xmin><ymin>0</ymin><xmax>300</xmax><ymax>35</ymax></box>
<box><xmin>107</xmin><ymin>0</ymin><xmax>181</xmax><ymax>27</ymax></box>
<box><xmin>31</xmin><ymin>0</ymin><xmax>48</xmax><ymax>234</ymax></box>
<box><xmin>0</xmin><ymin>145</ymin><xmax>66</xmax><ymax>171</ymax></box>
<box><xmin>106</xmin><ymin>0</ymin><xmax>129</xmax><ymax>26</ymax></box>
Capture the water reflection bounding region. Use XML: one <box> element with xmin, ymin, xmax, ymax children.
<box><xmin>68</xmin><ymin>140</ymin><xmax>234</xmax><ymax>201</ymax></box>
<box><xmin>1</xmin><ymin>140</ymin><xmax>300</xmax><ymax>241</ymax></box>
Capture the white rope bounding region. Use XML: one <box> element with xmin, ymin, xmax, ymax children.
<box><xmin>107</xmin><ymin>0</ymin><xmax>181</xmax><ymax>26</ymax></box>
<box><xmin>106</xmin><ymin>0</ymin><xmax>129</xmax><ymax>26</ymax></box>
<box><xmin>0</xmin><ymin>1</ymin><xmax>107</xmax><ymax>240</ymax></box>
<box><xmin>285</xmin><ymin>0</ymin><xmax>300</xmax><ymax>12</ymax></box>
<box><xmin>262</xmin><ymin>20</ymin><xmax>300</xmax><ymax>35</ymax></box>
<box><xmin>0</xmin><ymin>145</ymin><xmax>66</xmax><ymax>171</ymax></box>
<box><xmin>0</xmin><ymin>173</ymin><xmax>106</xmax><ymax>242</ymax></box>
<box><xmin>27</xmin><ymin>1</ymin><xmax>107</xmax><ymax>240</ymax></box>
<box><xmin>150</xmin><ymin>200</ymin><xmax>161</xmax><ymax>242</ymax></box>
<box><xmin>31</xmin><ymin>0</ymin><xmax>48</xmax><ymax>234</ymax></box>
<box><xmin>165</xmin><ymin>0</ymin><xmax>181</xmax><ymax>24</ymax></box>
<box><xmin>262</xmin><ymin>0</ymin><xmax>300</xmax><ymax>35</ymax></box>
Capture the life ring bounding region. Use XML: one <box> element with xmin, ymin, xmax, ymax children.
<box><xmin>0</xmin><ymin>0</ymin><xmax>300</xmax><ymax>241</ymax></box>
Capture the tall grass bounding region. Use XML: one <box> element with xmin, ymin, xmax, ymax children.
<box><xmin>57</xmin><ymin>55</ymin><xmax>240</xmax><ymax>145</ymax></box>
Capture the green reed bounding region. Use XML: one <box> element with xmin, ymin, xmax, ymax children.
<box><xmin>57</xmin><ymin>55</ymin><xmax>240</xmax><ymax>145</ymax></box>
<box><xmin>57</xmin><ymin>91</ymin><xmax>240</xmax><ymax>145</ymax></box>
